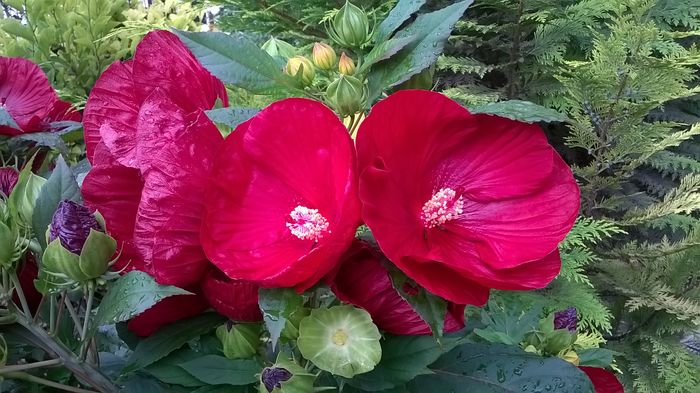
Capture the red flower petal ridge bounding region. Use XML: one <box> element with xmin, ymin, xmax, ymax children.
<box><xmin>201</xmin><ymin>98</ymin><xmax>361</xmax><ymax>290</ymax></box>
<box><xmin>330</xmin><ymin>241</ymin><xmax>466</xmax><ymax>335</ymax></box>
<box><xmin>202</xmin><ymin>269</ymin><xmax>262</xmax><ymax>322</ymax></box>
<box><xmin>127</xmin><ymin>291</ymin><xmax>209</xmax><ymax>337</ymax></box>
<box><xmin>355</xmin><ymin>90</ymin><xmax>579</xmax><ymax>304</ymax></box>
<box><xmin>0</xmin><ymin>57</ymin><xmax>80</xmax><ymax>136</ymax></box>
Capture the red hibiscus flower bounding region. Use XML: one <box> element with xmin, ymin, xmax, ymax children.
<box><xmin>580</xmin><ymin>367</ymin><xmax>625</xmax><ymax>393</ymax></box>
<box><xmin>202</xmin><ymin>269</ymin><xmax>262</xmax><ymax>322</ymax></box>
<box><xmin>330</xmin><ymin>241</ymin><xmax>465</xmax><ymax>335</ymax></box>
<box><xmin>355</xmin><ymin>90</ymin><xmax>579</xmax><ymax>305</ymax></box>
<box><xmin>0</xmin><ymin>57</ymin><xmax>80</xmax><ymax>136</ymax></box>
<box><xmin>201</xmin><ymin>98</ymin><xmax>361</xmax><ymax>290</ymax></box>
<box><xmin>81</xmin><ymin>30</ymin><xmax>255</xmax><ymax>334</ymax></box>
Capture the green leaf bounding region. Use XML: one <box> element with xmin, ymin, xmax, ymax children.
<box><xmin>389</xmin><ymin>269</ymin><xmax>447</xmax><ymax>339</ymax></box>
<box><xmin>408</xmin><ymin>343</ymin><xmax>595</xmax><ymax>392</ymax></box>
<box><xmin>0</xmin><ymin>107</ymin><xmax>19</xmax><ymax>129</ymax></box>
<box><xmin>359</xmin><ymin>35</ymin><xmax>417</xmax><ymax>74</ymax></box>
<box><xmin>206</xmin><ymin>107</ymin><xmax>259</xmax><ymax>129</ymax></box>
<box><xmin>0</xmin><ymin>18</ymin><xmax>34</xmax><ymax>42</ymax></box>
<box><xmin>367</xmin><ymin>1</ymin><xmax>473</xmax><ymax>100</ymax></box>
<box><xmin>146</xmin><ymin>349</ymin><xmax>207</xmax><ymax>387</ymax></box>
<box><xmin>13</xmin><ymin>132</ymin><xmax>69</xmax><ymax>155</ymax></box>
<box><xmin>95</xmin><ymin>271</ymin><xmax>191</xmax><ymax>327</ymax></box>
<box><xmin>32</xmin><ymin>155</ymin><xmax>81</xmax><ymax>249</ymax></box>
<box><xmin>178</xmin><ymin>355</ymin><xmax>260</xmax><ymax>386</ymax></box>
<box><xmin>471</xmin><ymin>100</ymin><xmax>569</xmax><ymax>123</ymax></box>
<box><xmin>124</xmin><ymin>313</ymin><xmax>225</xmax><ymax>373</ymax></box>
<box><xmin>174</xmin><ymin>30</ymin><xmax>295</xmax><ymax>93</ymax></box>
<box><xmin>347</xmin><ymin>335</ymin><xmax>462</xmax><ymax>391</ymax></box>
<box><xmin>475</xmin><ymin>301</ymin><xmax>544</xmax><ymax>345</ymax></box>
<box><xmin>577</xmin><ymin>348</ymin><xmax>616</xmax><ymax>368</ymax></box>
<box><xmin>376</xmin><ymin>0</ymin><xmax>426</xmax><ymax>41</ymax></box>
<box><xmin>258</xmin><ymin>288</ymin><xmax>304</xmax><ymax>349</ymax></box>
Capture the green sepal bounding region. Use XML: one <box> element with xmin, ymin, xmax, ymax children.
<box><xmin>8</xmin><ymin>156</ymin><xmax>46</xmax><ymax>228</ymax></box>
<box><xmin>0</xmin><ymin>221</ymin><xmax>18</xmax><ymax>268</ymax></box>
<box><xmin>216</xmin><ymin>322</ymin><xmax>261</xmax><ymax>359</ymax></box>
<box><xmin>42</xmin><ymin>238</ymin><xmax>81</xmax><ymax>280</ymax></box>
<box><xmin>258</xmin><ymin>353</ymin><xmax>316</xmax><ymax>393</ymax></box>
<box><xmin>78</xmin><ymin>229</ymin><xmax>117</xmax><ymax>279</ymax></box>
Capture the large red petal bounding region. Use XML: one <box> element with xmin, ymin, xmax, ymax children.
<box><xmin>202</xmin><ymin>269</ymin><xmax>262</xmax><ymax>322</ymax></box>
<box><xmin>132</xmin><ymin>90</ymin><xmax>222</xmax><ymax>287</ymax></box>
<box><xmin>202</xmin><ymin>98</ymin><xmax>360</xmax><ymax>289</ymax></box>
<box><xmin>132</xmin><ymin>30</ymin><xmax>228</xmax><ymax>113</ymax></box>
<box><xmin>127</xmin><ymin>291</ymin><xmax>209</xmax><ymax>337</ymax></box>
<box><xmin>82</xmin><ymin>60</ymin><xmax>138</xmax><ymax>165</ymax></box>
<box><xmin>331</xmin><ymin>242</ymin><xmax>466</xmax><ymax>335</ymax></box>
<box><xmin>0</xmin><ymin>57</ymin><xmax>56</xmax><ymax>133</ymax></box>
<box><xmin>44</xmin><ymin>99</ymin><xmax>81</xmax><ymax>124</ymax></box>
<box><xmin>579</xmin><ymin>367</ymin><xmax>625</xmax><ymax>393</ymax></box>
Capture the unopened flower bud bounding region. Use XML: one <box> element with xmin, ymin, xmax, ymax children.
<box><xmin>338</xmin><ymin>52</ymin><xmax>355</xmax><ymax>75</ymax></box>
<box><xmin>554</xmin><ymin>307</ymin><xmax>578</xmax><ymax>332</ymax></box>
<box><xmin>259</xmin><ymin>353</ymin><xmax>315</xmax><ymax>393</ymax></box>
<box><xmin>0</xmin><ymin>221</ymin><xmax>20</xmax><ymax>268</ymax></box>
<box><xmin>216</xmin><ymin>321</ymin><xmax>261</xmax><ymax>359</ymax></box>
<box><xmin>285</xmin><ymin>56</ymin><xmax>315</xmax><ymax>87</ymax></box>
<box><xmin>327</xmin><ymin>1</ymin><xmax>372</xmax><ymax>48</ymax></box>
<box><xmin>396</xmin><ymin>66</ymin><xmax>435</xmax><ymax>91</ymax></box>
<box><xmin>0</xmin><ymin>167</ymin><xmax>18</xmax><ymax>198</ymax></box>
<box><xmin>49</xmin><ymin>200</ymin><xmax>103</xmax><ymax>255</ymax></box>
<box><xmin>312</xmin><ymin>42</ymin><xmax>337</xmax><ymax>70</ymax></box>
<box><xmin>261</xmin><ymin>37</ymin><xmax>296</xmax><ymax>60</ymax></box>
<box><xmin>7</xmin><ymin>165</ymin><xmax>45</xmax><ymax>226</ymax></box>
<box><xmin>326</xmin><ymin>75</ymin><xmax>366</xmax><ymax>117</ymax></box>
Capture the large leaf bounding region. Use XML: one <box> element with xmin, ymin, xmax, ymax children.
<box><xmin>95</xmin><ymin>271</ymin><xmax>192</xmax><ymax>327</ymax></box>
<box><xmin>577</xmin><ymin>348</ymin><xmax>616</xmax><ymax>368</ymax></box>
<box><xmin>258</xmin><ymin>288</ymin><xmax>304</xmax><ymax>349</ymax></box>
<box><xmin>359</xmin><ymin>35</ymin><xmax>417</xmax><ymax>74</ymax></box>
<box><xmin>0</xmin><ymin>106</ymin><xmax>19</xmax><ymax>129</ymax></box>
<box><xmin>124</xmin><ymin>313</ymin><xmax>225</xmax><ymax>373</ymax></box>
<box><xmin>179</xmin><ymin>355</ymin><xmax>260</xmax><ymax>386</ymax></box>
<box><xmin>408</xmin><ymin>343</ymin><xmax>596</xmax><ymax>393</ymax></box>
<box><xmin>389</xmin><ymin>268</ymin><xmax>446</xmax><ymax>338</ymax></box>
<box><xmin>347</xmin><ymin>335</ymin><xmax>462</xmax><ymax>391</ymax></box>
<box><xmin>32</xmin><ymin>155</ymin><xmax>81</xmax><ymax>249</ymax></box>
<box><xmin>205</xmin><ymin>107</ymin><xmax>259</xmax><ymax>129</ymax></box>
<box><xmin>367</xmin><ymin>0</ymin><xmax>473</xmax><ymax>100</ymax></box>
<box><xmin>146</xmin><ymin>349</ymin><xmax>207</xmax><ymax>387</ymax></box>
<box><xmin>471</xmin><ymin>100</ymin><xmax>569</xmax><ymax>123</ymax></box>
<box><xmin>174</xmin><ymin>30</ymin><xmax>295</xmax><ymax>93</ymax></box>
<box><xmin>376</xmin><ymin>0</ymin><xmax>427</xmax><ymax>41</ymax></box>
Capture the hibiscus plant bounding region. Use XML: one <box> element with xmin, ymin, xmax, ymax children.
<box><xmin>0</xmin><ymin>1</ymin><xmax>625</xmax><ymax>392</ymax></box>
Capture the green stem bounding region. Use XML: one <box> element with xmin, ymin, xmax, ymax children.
<box><xmin>0</xmin><ymin>358</ymin><xmax>62</xmax><ymax>374</ymax></box>
<box><xmin>9</xmin><ymin>270</ymin><xmax>32</xmax><ymax>316</ymax></box>
<box><xmin>64</xmin><ymin>296</ymin><xmax>82</xmax><ymax>334</ymax></box>
<box><xmin>3</xmin><ymin>371</ymin><xmax>99</xmax><ymax>393</ymax></box>
<box><xmin>49</xmin><ymin>295</ymin><xmax>56</xmax><ymax>333</ymax></box>
<box><xmin>79</xmin><ymin>284</ymin><xmax>95</xmax><ymax>359</ymax></box>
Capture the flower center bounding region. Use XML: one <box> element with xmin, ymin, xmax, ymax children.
<box><xmin>332</xmin><ymin>329</ymin><xmax>349</xmax><ymax>346</ymax></box>
<box><xmin>286</xmin><ymin>205</ymin><xmax>330</xmax><ymax>242</ymax></box>
<box><xmin>420</xmin><ymin>187</ymin><xmax>464</xmax><ymax>228</ymax></box>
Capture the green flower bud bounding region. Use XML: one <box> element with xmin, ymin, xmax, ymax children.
<box><xmin>312</xmin><ymin>42</ymin><xmax>337</xmax><ymax>70</ymax></box>
<box><xmin>327</xmin><ymin>1</ymin><xmax>373</xmax><ymax>48</ymax></box>
<box><xmin>262</xmin><ymin>37</ymin><xmax>296</xmax><ymax>60</ymax></box>
<box><xmin>338</xmin><ymin>52</ymin><xmax>356</xmax><ymax>75</ymax></box>
<box><xmin>396</xmin><ymin>66</ymin><xmax>435</xmax><ymax>91</ymax></box>
<box><xmin>0</xmin><ymin>221</ymin><xmax>19</xmax><ymax>268</ymax></box>
<box><xmin>259</xmin><ymin>353</ymin><xmax>315</xmax><ymax>393</ymax></box>
<box><xmin>7</xmin><ymin>164</ymin><xmax>46</xmax><ymax>227</ymax></box>
<box><xmin>297</xmin><ymin>305</ymin><xmax>381</xmax><ymax>378</ymax></box>
<box><xmin>544</xmin><ymin>329</ymin><xmax>576</xmax><ymax>355</ymax></box>
<box><xmin>42</xmin><ymin>229</ymin><xmax>116</xmax><ymax>284</ymax></box>
<box><xmin>285</xmin><ymin>56</ymin><xmax>316</xmax><ymax>87</ymax></box>
<box><xmin>216</xmin><ymin>321</ymin><xmax>261</xmax><ymax>359</ymax></box>
<box><xmin>326</xmin><ymin>75</ymin><xmax>367</xmax><ymax>118</ymax></box>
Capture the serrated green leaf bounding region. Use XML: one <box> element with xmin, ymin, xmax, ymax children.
<box><xmin>174</xmin><ymin>30</ymin><xmax>295</xmax><ymax>93</ymax></box>
<box><xmin>367</xmin><ymin>1</ymin><xmax>473</xmax><ymax>100</ymax></box>
<box><xmin>389</xmin><ymin>269</ymin><xmax>447</xmax><ymax>339</ymax></box>
<box><xmin>0</xmin><ymin>107</ymin><xmax>19</xmax><ymax>129</ymax></box>
<box><xmin>32</xmin><ymin>155</ymin><xmax>81</xmax><ymax>249</ymax></box>
<box><xmin>471</xmin><ymin>100</ymin><xmax>569</xmax><ymax>123</ymax></box>
<box><xmin>146</xmin><ymin>349</ymin><xmax>207</xmax><ymax>387</ymax></box>
<box><xmin>347</xmin><ymin>335</ymin><xmax>462</xmax><ymax>391</ymax></box>
<box><xmin>205</xmin><ymin>107</ymin><xmax>259</xmax><ymax>129</ymax></box>
<box><xmin>258</xmin><ymin>288</ymin><xmax>304</xmax><ymax>349</ymax></box>
<box><xmin>124</xmin><ymin>313</ymin><xmax>225</xmax><ymax>373</ymax></box>
<box><xmin>95</xmin><ymin>271</ymin><xmax>191</xmax><ymax>327</ymax></box>
<box><xmin>408</xmin><ymin>343</ymin><xmax>595</xmax><ymax>392</ymax></box>
<box><xmin>178</xmin><ymin>355</ymin><xmax>260</xmax><ymax>386</ymax></box>
<box><xmin>376</xmin><ymin>0</ymin><xmax>426</xmax><ymax>41</ymax></box>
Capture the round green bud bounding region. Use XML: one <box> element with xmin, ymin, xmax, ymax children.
<box><xmin>396</xmin><ymin>66</ymin><xmax>435</xmax><ymax>91</ymax></box>
<box><xmin>42</xmin><ymin>229</ymin><xmax>116</xmax><ymax>284</ymax></box>
<box><xmin>216</xmin><ymin>322</ymin><xmax>261</xmax><ymax>359</ymax></box>
<box><xmin>326</xmin><ymin>75</ymin><xmax>367</xmax><ymax>118</ymax></box>
<box><xmin>297</xmin><ymin>305</ymin><xmax>381</xmax><ymax>378</ymax></box>
<box><xmin>285</xmin><ymin>56</ymin><xmax>316</xmax><ymax>87</ymax></box>
<box><xmin>338</xmin><ymin>52</ymin><xmax>356</xmax><ymax>75</ymax></box>
<box><xmin>328</xmin><ymin>1</ymin><xmax>372</xmax><ymax>48</ymax></box>
<box><xmin>312</xmin><ymin>42</ymin><xmax>337</xmax><ymax>70</ymax></box>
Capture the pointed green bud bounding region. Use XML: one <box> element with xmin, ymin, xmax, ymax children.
<box><xmin>259</xmin><ymin>353</ymin><xmax>315</xmax><ymax>393</ymax></box>
<box><xmin>326</xmin><ymin>75</ymin><xmax>367</xmax><ymax>117</ymax></box>
<box><xmin>7</xmin><ymin>162</ymin><xmax>45</xmax><ymax>227</ymax></box>
<box><xmin>216</xmin><ymin>321</ymin><xmax>261</xmax><ymax>359</ymax></box>
<box><xmin>312</xmin><ymin>42</ymin><xmax>337</xmax><ymax>70</ymax></box>
<box><xmin>42</xmin><ymin>229</ymin><xmax>116</xmax><ymax>284</ymax></box>
<box><xmin>297</xmin><ymin>305</ymin><xmax>381</xmax><ymax>378</ymax></box>
<box><xmin>338</xmin><ymin>52</ymin><xmax>356</xmax><ymax>75</ymax></box>
<box><xmin>285</xmin><ymin>56</ymin><xmax>316</xmax><ymax>87</ymax></box>
<box><xmin>262</xmin><ymin>37</ymin><xmax>296</xmax><ymax>60</ymax></box>
<box><xmin>327</xmin><ymin>1</ymin><xmax>372</xmax><ymax>48</ymax></box>
<box><xmin>396</xmin><ymin>66</ymin><xmax>435</xmax><ymax>91</ymax></box>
